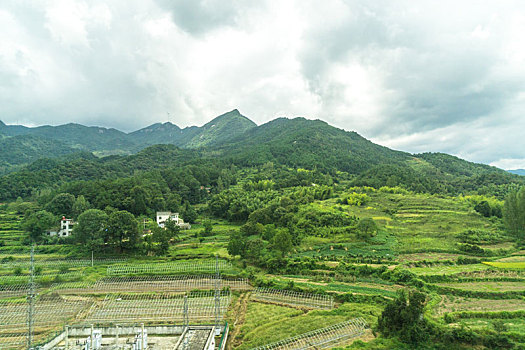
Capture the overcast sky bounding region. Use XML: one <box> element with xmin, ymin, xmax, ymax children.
<box><xmin>1</xmin><ymin>1</ymin><xmax>525</xmax><ymax>169</ymax></box>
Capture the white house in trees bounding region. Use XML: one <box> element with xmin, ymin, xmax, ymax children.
<box><xmin>156</xmin><ymin>211</ymin><xmax>191</xmax><ymax>229</ymax></box>
<box><xmin>48</xmin><ymin>216</ymin><xmax>75</xmax><ymax>237</ymax></box>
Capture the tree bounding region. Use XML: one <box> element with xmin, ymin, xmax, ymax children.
<box><xmin>181</xmin><ymin>202</ymin><xmax>197</xmax><ymax>224</ymax></box>
<box><xmin>262</xmin><ymin>224</ymin><xmax>277</xmax><ymax>241</ymax></box>
<box><xmin>22</xmin><ymin>210</ymin><xmax>56</xmax><ymax>242</ymax></box>
<box><xmin>45</xmin><ymin>193</ymin><xmax>76</xmax><ymax>216</ymax></box>
<box><xmin>201</xmin><ymin>220</ymin><xmax>213</xmax><ymax>236</ymax></box>
<box><xmin>72</xmin><ymin>195</ymin><xmax>91</xmax><ymax>219</ymax></box>
<box><xmin>244</xmin><ymin>238</ymin><xmax>265</xmax><ymax>264</ymax></box>
<box><xmin>74</xmin><ymin>209</ymin><xmax>108</xmax><ymax>252</ymax></box>
<box><xmin>227</xmin><ymin>230</ymin><xmax>246</xmax><ymax>257</ymax></box>
<box><xmin>474</xmin><ymin>200</ymin><xmax>492</xmax><ymax>217</ymax></box>
<box><xmin>377</xmin><ymin>290</ymin><xmax>430</xmax><ymax>345</ymax></box>
<box><xmin>130</xmin><ymin>186</ymin><xmax>148</xmax><ymax>216</ymax></box>
<box><xmin>240</xmin><ymin>221</ymin><xmax>264</xmax><ymax>236</ymax></box>
<box><xmin>106</xmin><ymin>210</ymin><xmax>141</xmax><ymax>253</ymax></box>
<box><xmin>165</xmin><ymin>193</ymin><xmax>181</xmax><ymax>212</ymax></box>
<box><xmin>164</xmin><ymin>219</ymin><xmax>181</xmax><ymax>241</ymax></box>
<box><xmin>148</xmin><ymin>226</ymin><xmax>171</xmax><ymax>255</ymax></box>
<box><xmin>356</xmin><ymin>218</ymin><xmax>378</xmax><ymax>240</ymax></box>
<box><xmin>503</xmin><ymin>186</ymin><xmax>525</xmax><ymax>244</ymax></box>
<box><xmin>272</xmin><ymin>228</ymin><xmax>293</xmax><ymax>257</ymax></box>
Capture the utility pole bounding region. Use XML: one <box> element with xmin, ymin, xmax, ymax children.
<box><xmin>141</xmin><ymin>323</ymin><xmax>145</xmax><ymax>350</ymax></box>
<box><xmin>27</xmin><ymin>245</ymin><xmax>35</xmax><ymax>349</ymax></box>
<box><xmin>214</xmin><ymin>255</ymin><xmax>221</xmax><ymax>336</ymax></box>
<box><xmin>183</xmin><ymin>294</ymin><xmax>189</xmax><ymax>350</ymax></box>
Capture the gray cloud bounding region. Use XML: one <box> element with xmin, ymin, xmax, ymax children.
<box><xmin>154</xmin><ymin>0</ymin><xmax>261</xmax><ymax>35</ymax></box>
<box><xmin>0</xmin><ymin>0</ymin><xmax>524</xmax><ymax>168</ymax></box>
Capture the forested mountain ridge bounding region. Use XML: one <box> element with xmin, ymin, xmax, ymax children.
<box><xmin>183</xmin><ymin>109</ymin><xmax>257</xmax><ymax>148</ymax></box>
<box><xmin>129</xmin><ymin>122</ymin><xmax>183</xmax><ymax>148</ymax></box>
<box><xmin>213</xmin><ymin>117</ymin><xmax>411</xmax><ymax>174</ymax></box>
<box><xmin>1</xmin><ymin>111</ymin><xmax>524</xmax><ymax>201</ymax></box>
<box><xmin>129</xmin><ymin>109</ymin><xmax>256</xmax><ymax>149</ymax></box>
<box><xmin>0</xmin><ymin>135</ymin><xmax>78</xmax><ymax>175</ymax></box>
<box><xmin>0</xmin><ymin>110</ymin><xmax>255</xmax><ymax>170</ymax></box>
<box><xmin>0</xmin><ymin>121</ymin><xmax>134</xmax><ymax>153</ymax></box>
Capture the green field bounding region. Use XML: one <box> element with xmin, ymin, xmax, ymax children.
<box><xmin>436</xmin><ymin>281</ymin><xmax>525</xmax><ymax>292</ymax></box>
<box><xmin>408</xmin><ymin>264</ymin><xmax>491</xmax><ymax>276</ymax></box>
<box><xmin>234</xmin><ymin>302</ymin><xmax>380</xmax><ymax>349</ymax></box>
<box><xmin>1</xmin><ymin>188</ymin><xmax>524</xmax><ymax>349</ymax></box>
<box><xmin>457</xmin><ymin>318</ymin><xmax>525</xmax><ymax>335</ymax></box>
<box><xmin>483</xmin><ymin>261</ymin><xmax>525</xmax><ymax>269</ymax></box>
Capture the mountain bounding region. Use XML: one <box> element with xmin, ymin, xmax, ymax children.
<box><xmin>129</xmin><ymin>122</ymin><xmax>183</xmax><ymax>148</ymax></box>
<box><xmin>1</xmin><ymin>111</ymin><xmax>523</xmax><ymax>200</ymax></box>
<box><xmin>0</xmin><ymin>110</ymin><xmax>255</xmax><ymax>171</ymax></box>
<box><xmin>415</xmin><ymin>153</ymin><xmax>510</xmax><ymax>177</ymax></box>
<box><xmin>129</xmin><ymin>109</ymin><xmax>256</xmax><ymax>149</ymax></box>
<box><xmin>0</xmin><ymin>135</ymin><xmax>78</xmax><ymax>175</ymax></box>
<box><xmin>182</xmin><ymin>109</ymin><xmax>257</xmax><ymax>148</ymax></box>
<box><xmin>509</xmin><ymin>169</ymin><xmax>525</xmax><ymax>176</ymax></box>
<box><xmin>0</xmin><ymin>120</ymin><xmax>32</xmax><ymax>137</ymax></box>
<box><xmin>214</xmin><ymin>117</ymin><xmax>410</xmax><ymax>174</ymax></box>
<box><xmin>0</xmin><ymin>121</ymin><xmax>135</xmax><ymax>154</ymax></box>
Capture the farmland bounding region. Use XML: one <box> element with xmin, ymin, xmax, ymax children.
<box><xmin>1</xmin><ymin>186</ymin><xmax>525</xmax><ymax>349</ymax></box>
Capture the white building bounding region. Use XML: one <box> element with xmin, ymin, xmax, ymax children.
<box><xmin>48</xmin><ymin>216</ymin><xmax>75</xmax><ymax>237</ymax></box>
<box><xmin>156</xmin><ymin>211</ymin><xmax>190</xmax><ymax>229</ymax></box>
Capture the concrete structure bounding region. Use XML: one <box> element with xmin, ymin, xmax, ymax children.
<box><xmin>156</xmin><ymin>211</ymin><xmax>191</xmax><ymax>229</ymax></box>
<box><xmin>48</xmin><ymin>216</ymin><xmax>75</xmax><ymax>237</ymax></box>
<box><xmin>85</xmin><ymin>330</ymin><xmax>102</xmax><ymax>350</ymax></box>
<box><xmin>41</xmin><ymin>324</ymin><xmax>228</xmax><ymax>350</ymax></box>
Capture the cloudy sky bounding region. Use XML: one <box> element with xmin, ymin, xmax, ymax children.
<box><xmin>1</xmin><ymin>1</ymin><xmax>525</xmax><ymax>169</ymax></box>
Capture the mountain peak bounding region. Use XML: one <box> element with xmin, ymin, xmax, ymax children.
<box><xmin>203</xmin><ymin>109</ymin><xmax>255</xmax><ymax>128</ymax></box>
<box><xmin>180</xmin><ymin>110</ymin><xmax>256</xmax><ymax>148</ymax></box>
<box><xmin>0</xmin><ymin>120</ymin><xmax>5</xmax><ymax>127</ymax></box>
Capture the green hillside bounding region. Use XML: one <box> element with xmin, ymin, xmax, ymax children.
<box><xmin>130</xmin><ymin>109</ymin><xmax>256</xmax><ymax>149</ymax></box>
<box><xmin>1</xmin><ymin>113</ymin><xmax>523</xmax><ymax>201</ymax></box>
<box><xmin>129</xmin><ymin>121</ymin><xmax>183</xmax><ymax>148</ymax></box>
<box><xmin>215</xmin><ymin>117</ymin><xmax>410</xmax><ymax>174</ymax></box>
<box><xmin>0</xmin><ymin>135</ymin><xmax>78</xmax><ymax>175</ymax></box>
<box><xmin>183</xmin><ymin>109</ymin><xmax>257</xmax><ymax>148</ymax></box>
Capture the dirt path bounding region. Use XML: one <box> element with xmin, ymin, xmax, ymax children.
<box><xmin>227</xmin><ymin>291</ymin><xmax>251</xmax><ymax>350</ymax></box>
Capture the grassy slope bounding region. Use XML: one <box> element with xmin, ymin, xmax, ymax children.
<box><xmin>295</xmin><ymin>189</ymin><xmax>508</xmax><ymax>258</ymax></box>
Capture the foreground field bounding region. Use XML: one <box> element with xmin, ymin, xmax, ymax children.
<box><xmin>1</xmin><ymin>188</ymin><xmax>524</xmax><ymax>349</ymax></box>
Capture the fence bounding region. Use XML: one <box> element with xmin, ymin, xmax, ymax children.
<box><xmin>82</xmin><ymin>291</ymin><xmax>231</xmax><ymax>325</ymax></box>
<box><xmin>52</xmin><ymin>275</ymin><xmax>251</xmax><ymax>294</ymax></box>
<box><xmin>252</xmin><ymin>288</ymin><xmax>333</xmax><ymax>309</ymax></box>
<box><xmin>0</xmin><ymin>295</ymin><xmax>93</xmax><ymax>350</ymax></box>
<box><xmin>106</xmin><ymin>260</ymin><xmax>233</xmax><ymax>275</ymax></box>
<box><xmin>251</xmin><ymin>318</ymin><xmax>368</xmax><ymax>350</ymax></box>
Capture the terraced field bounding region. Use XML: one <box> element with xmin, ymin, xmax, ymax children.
<box><xmin>457</xmin><ymin>318</ymin><xmax>525</xmax><ymax>335</ymax></box>
<box><xmin>436</xmin><ymin>296</ymin><xmax>525</xmax><ymax>314</ymax></box>
<box><xmin>435</xmin><ymin>281</ymin><xmax>525</xmax><ymax>292</ymax></box>
<box><xmin>408</xmin><ymin>264</ymin><xmax>490</xmax><ymax>276</ymax></box>
<box><xmin>0</xmin><ymin>211</ymin><xmax>24</xmax><ymax>249</ymax></box>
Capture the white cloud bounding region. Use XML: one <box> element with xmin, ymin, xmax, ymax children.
<box><xmin>490</xmin><ymin>159</ymin><xmax>525</xmax><ymax>170</ymax></box>
<box><xmin>0</xmin><ymin>0</ymin><xmax>524</xmax><ymax>167</ymax></box>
